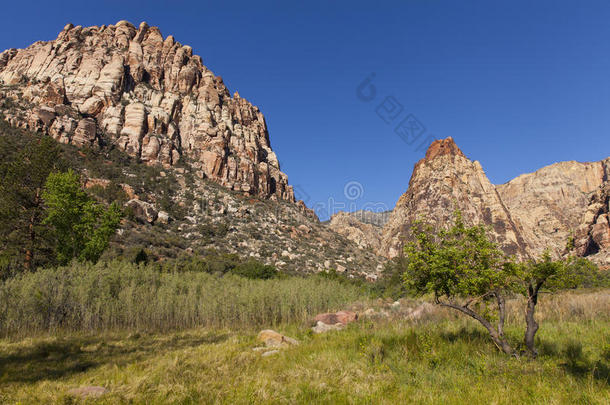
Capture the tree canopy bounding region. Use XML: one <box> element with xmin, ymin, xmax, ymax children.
<box><xmin>43</xmin><ymin>170</ymin><xmax>122</xmax><ymax>265</ymax></box>
<box><xmin>403</xmin><ymin>210</ymin><xmax>598</xmax><ymax>357</ymax></box>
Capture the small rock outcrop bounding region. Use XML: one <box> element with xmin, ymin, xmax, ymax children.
<box><xmin>314</xmin><ymin>310</ymin><xmax>358</xmax><ymax>326</ymax></box>
<box><xmin>0</xmin><ymin>21</ymin><xmax>294</xmax><ymax>201</ymax></box>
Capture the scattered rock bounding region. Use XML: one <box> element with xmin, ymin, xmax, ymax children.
<box><xmin>261</xmin><ymin>349</ymin><xmax>280</xmax><ymax>357</ymax></box>
<box><xmin>125</xmin><ymin>199</ymin><xmax>158</xmax><ymax>224</ymax></box>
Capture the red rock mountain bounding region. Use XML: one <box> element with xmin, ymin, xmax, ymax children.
<box><xmin>380</xmin><ymin>137</ymin><xmax>610</xmax><ymax>266</ymax></box>
<box><xmin>380</xmin><ymin>137</ymin><xmax>528</xmax><ymax>259</ymax></box>
<box><xmin>0</xmin><ymin>21</ymin><xmax>294</xmax><ymax>201</ymax></box>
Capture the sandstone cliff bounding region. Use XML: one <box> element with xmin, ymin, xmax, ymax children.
<box><xmin>496</xmin><ymin>158</ymin><xmax>610</xmax><ymax>259</ymax></box>
<box><xmin>0</xmin><ymin>21</ymin><xmax>294</xmax><ymax>201</ymax></box>
<box><xmin>379</xmin><ymin>137</ymin><xmax>528</xmax><ymax>259</ymax></box>
<box><xmin>329</xmin><ymin>211</ymin><xmax>383</xmax><ymax>251</ymax></box>
<box><xmin>379</xmin><ymin>137</ymin><xmax>609</xmax><ymax>266</ymax></box>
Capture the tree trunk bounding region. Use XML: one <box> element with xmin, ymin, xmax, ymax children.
<box><xmin>23</xmin><ymin>188</ymin><xmax>40</xmax><ymax>271</ymax></box>
<box><xmin>524</xmin><ymin>283</ymin><xmax>540</xmax><ymax>357</ymax></box>
<box><xmin>439</xmin><ymin>300</ymin><xmax>515</xmax><ymax>356</ymax></box>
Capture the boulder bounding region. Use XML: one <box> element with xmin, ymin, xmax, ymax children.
<box><xmin>157</xmin><ymin>211</ymin><xmax>171</xmax><ymax>224</ymax></box>
<box><xmin>312</xmin><ymin>321</ymin><xmax>344</xmax><ymax>334</ymax></box>
<box><xmin>257</xmin><ymin>330</ymin><xmax>299</xmax><ymax>347</ymax></box>
<box><xmin>125</xmin><ymin>199</ymin><xmax>158</xmax><ymax>224</ymax></box>
<box><xmin>314</xmin><ymin>310</ymin><xmax>357</xmax><ymax>326</ymax></box>
<box><xmin>67</xmin><ymin>386</ymin><xmax>108</xmax><ymax>398</ymax></box>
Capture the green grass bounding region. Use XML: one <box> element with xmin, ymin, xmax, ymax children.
<box><xmin>0</xmin><ymin>291</ymin><xmax>608</xmax><ymax>404</ymax></box>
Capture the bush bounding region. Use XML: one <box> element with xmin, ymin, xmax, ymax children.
<box><xmin>231</xmin><ymin>259</ymin><xmax>278</xmax><ymax>279</ymax></box>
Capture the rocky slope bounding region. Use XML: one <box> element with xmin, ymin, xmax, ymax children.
<box><xmin>0</xmin><ymin>22</ymin><xmax>386</xmax><ymax>277</ymax></box>
<box><xmin>378</xmin><ymin>137</ymin><xmax>609</xmax><ymax>265</ymax></box>
<box><xmin>0</xmin><ymin>21</ymin><xmax>293</xmax><ymax>201</ymax></box>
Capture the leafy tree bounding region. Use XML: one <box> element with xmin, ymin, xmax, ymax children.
<box><xmin>42</xmin><ymin>170</ymin><xmax>122</xmax><ymax>264</ymax></box>
<box><xmin>510</xmin><ymin>253</ymin><xmax>598</xmax><ymax>357</ymax></box>
<box><xmin>403</xmin><ymin>211</ymin><xmax>515</xmax><ymax>355</ymax></box>
<box><xmin>0</xmin><ymin>135</ymin><xmax>64</xmax><ymax>271</ymax></box>
<box><xmin>402</xmin><ymin>211</ymin><xmax>596</xmax><ymax>357</ymax></box>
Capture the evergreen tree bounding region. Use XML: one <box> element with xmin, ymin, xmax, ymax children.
<box><xmin>0</xmin><ymin>135</ymin><xmax>63</xmax><ymax>273</ymax></box>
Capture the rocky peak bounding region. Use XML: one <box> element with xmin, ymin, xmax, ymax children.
<box><xmin>380</xmin><ymin>137</ymin><xmax>528</xmax><ymax>259</ymax></box>
<box><xmin>423</xmin><ymin>136</ymin><xmax>465</xmax><ymax>161</ymax></box>
<box><xmin>380</xmin><ymin>135</ymin><xmax>609</xmax><ymax>265</ymax></box>
<box><xmin>0</xmin><ymin>21</ymin><xmax>295</xmax><ymax>202</ymax></box>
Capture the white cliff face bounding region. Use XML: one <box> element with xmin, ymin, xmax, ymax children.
<box><xmin>0</xmin><ymin>21</ymin><xmax>294</xmax><ymax>202</ymax></box>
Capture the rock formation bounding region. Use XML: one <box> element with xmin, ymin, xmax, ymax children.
<box><xmin>379</xmin><ymin>137</ymin><xmax>610</xmax><ymax>266</ymax></box>
<box><xmin>380</xmin><ymin>137</ymin><xmax>528</xmax><ymax>259</ymax></box>
<box><xmin>329</xmin><ymin>211</ymin><xmax>384</xmax><ymax>251</ymax></box>
<box><xmin>574</xmin><ymin>182</ymin><xmax>610</xmax><ymax>265</ymax></box>
<box><xmin>496</xmin><ymin>158</ymin><xmax>610</xmax><ymax>259</ymax></box>
<box><xmin>0</xmin><ymin>21</ymin><xmax>294</xmax><ymax>201</ymax></box>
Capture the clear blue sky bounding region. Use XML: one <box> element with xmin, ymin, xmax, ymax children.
<box><xmin>2</xmin><ymin>1</ymin><xmax>609</xmax><ymax>219</ymax></box>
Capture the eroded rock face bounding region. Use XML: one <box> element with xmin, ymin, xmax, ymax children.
<box><xmin>329</xmin><ymin>211</ymin><xmax>383</xmax><ymax>251</ymax></box>
<box><xmin>574</xmin><ymin>183</ymin><xmax>610</xmax><ymax>266</ymax></box>
<box><xmin>496</xmin><ymin>159</ymin><xmax>610</xmax><ymax>259</ymax></box>
<box><xmin>0</xmin><ymin>21</ymin><xmax>294</xmax><ymax>202</ymax></box>
<box><xmin>380</xmin><ymin>137</ymin><xmax>528</xmax><ymax>259</ymax></box>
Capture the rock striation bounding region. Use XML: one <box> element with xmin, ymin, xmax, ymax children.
<box><xmin>0</xmin><ymin>21</ymin><xmax>294</xmax><ymax>201</ymax></box>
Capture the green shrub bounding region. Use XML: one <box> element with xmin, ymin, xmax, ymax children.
<box><xmin>231</xmin><ymin>259</ymin><xmax>278</xmax><ymax>279</ymax></box>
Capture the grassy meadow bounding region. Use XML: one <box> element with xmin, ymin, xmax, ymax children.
<box><xmin>0</xmin><ymin>276</ymin><xmax>608</xmax><ymax>404</ymax></box>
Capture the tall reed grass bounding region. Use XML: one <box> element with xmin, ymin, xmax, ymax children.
<box><xmin>0</xmin><ymin>261</ymin><xmax>363</xmax><ymax>337</ymax></box>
